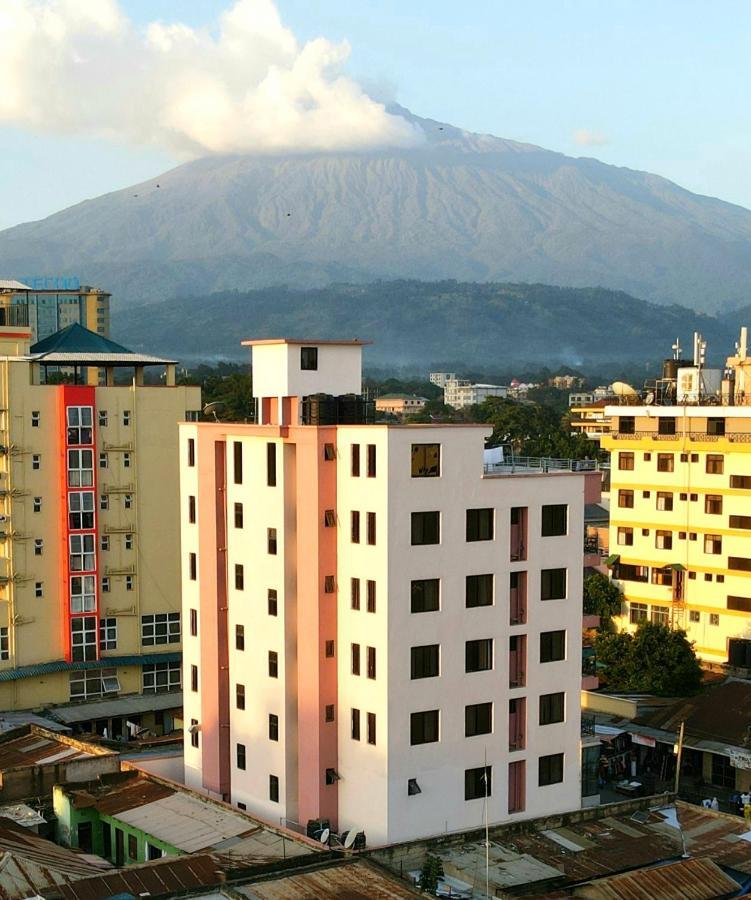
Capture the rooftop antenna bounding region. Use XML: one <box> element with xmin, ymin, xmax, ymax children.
<box><xmin>672</xmin><ymin>338</ymin><xmax>682</xmax><ymax>361</ymax></box>
<box><xmin>693</xmin><ymin>332</ymin><xmax>706</xmax><ymax>369</ymax></box>
<box><xmin>739</xmin><ymin>327</ymin><xmax>748</xmax><ymax>360</ymax></box>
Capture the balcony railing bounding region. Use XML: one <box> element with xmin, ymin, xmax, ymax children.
<box><xmin>484</xmin><ymin>456</ymin><xmax>602</xmax><ymax>475</ymax></box>
<box><xmin>614</xmin><ymin>429</ymin><xmax>751</xmax><ymax>442</ymax></box>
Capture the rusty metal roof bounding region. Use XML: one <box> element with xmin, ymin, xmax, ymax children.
<box><xmin>67</xmin><ymin>774</ymin><xmax>174</xmax><ymax>815</ymax></box>
<box><xmin>0</xmin><ymin>731</ymin><xmax>95</xmax><ymax>769</ymax></box>
<box><xmin>571</xmin><ymin>857</ymin><xmax>741</xmax><ymax>899</ymax></box>
<box><xmin>239</xmin><ymin>860</ymin><xmax>421</xmax><ymax>898</ymax></box>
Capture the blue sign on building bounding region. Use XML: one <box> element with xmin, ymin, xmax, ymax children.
<box><xmin>20</xmin><ymin>276</ymin><xmax>81</xmax><ymax>291</ymax></box>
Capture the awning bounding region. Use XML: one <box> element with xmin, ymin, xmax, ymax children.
<box><xmin>0</xmin><ymin>652</ymin><xmax>181</xmax><ymax>682</ymax></box>
<box><xmin>51</xmin><ymin>691</ymin><xmax>183</xmax><ymax>724</ymax></box>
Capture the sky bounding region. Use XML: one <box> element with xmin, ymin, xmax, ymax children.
<box><xmin>1</xmin><ymin>0</ymin><xmax>750</xmax><ymax>229</ymax></box>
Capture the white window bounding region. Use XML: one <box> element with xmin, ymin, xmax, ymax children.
<box><xmin>34</xmin><ymin>538</ymin><xmax>43</xmax><ymax>556</ymax></box>
<box><xmin>123</xmin><ymin>452</ymin><xmax>131</xmax><ymax>469</ymax></box>
<box><xmin>124</xmin><ymin>494</ymin><xmax>133</xmax><ymax>509</ymax></box>
<box><xmin>99</xmin><ymin>452</ymin><xmax>108</xmax><ymax>469</ymax></box>
<box><xmin>67</xmin><ymin>449</ymin><xmax>94</xmax><ymax>487</ymax></box>
<box><xmin>66</xmin><ymin>406</ymin><xmax>93</xmax><ymax>445</ymax></box>
<box><xmin>101</xmin><ymin>535</ymin><xmax>109</xmax><ymax>551</ymax></box>
<box><xmin>100</xmin><ymin>494</ymin><xmax>109</xmax><ymax>511</ymax></box>
<box><xmin>143</xmin><ymin>661</ymin><xmax>181</xmax><ymax>693</ymax></box>
<box><xmin>71</xmin><ymin>616</ymin><xmax>97</xmax><ymax>662</ymax></box>
<box><xmin>141</xmin><ymin>612</ymin><xmax>180</xmax><ymax>645</ymax></box>
<box><xmin>69</xmin><ymin>533</ymin><xmax>95</xmax><ymax>571</ymax></box>
<box><xmin>34</xmin><ymin>582</ymin><xmax>43</xmax><ymax>598</ymax></box>
<box><xmin>123</xmin><ymin>410</ymin><xmax>131</xmax><ymax>426</ymax></box>
<box><xmin>70</xmin><ymin>575</ymin><xmax>96</xmax><ymax>613</ymax></box>
<box><xmin>31</xmin><ymin>411</ymin><xmax>40</xmax><ymax>427</ymax></box>
<box><xmin>126</xmin><ymin>575</ymin><xmax>134</xmax><ymax>592</ymax></box>
<box><xmin>32</xmin><ymin>454</ymin><xmax>40</xmax><ymax>470</ymax></box>
<box><xmin>69</xmin><ymin>668</ymin><xmax>119</xmax><ymax>700</ymax></box>
<box><xmin>68</xmin><ymin>492</ymin><xmax>95</xmax><ymax>530</ymax></box>
<box><xmin>125</xmin><ymin>534</ymin><xmax>133</xmax><ymax>550</ymax></box>
<box><xmin>185</xmin><ymin>411</ymin><xmax>200</xmax><ymax>422</ymax></box>
<box><xmin>99</xmin><ymin>617</ymin><xmax>117</xmax><ymax>650</ymax></box>
<box><xmin>33</xmin><ymin>497</ymin><xmax>41</xmax><ymax>513</ymax></box>
<box><xmin>98</xmin><ymin>410</ymin><xmax>108</xmax><ymax>427</ymax></box>
<box><xmin>0</xmin><ymin>627</ymin><xmax>8</xmax><ymax>661</ymax></box>
<box><xmin>102</xmin><ymin>576</ymin><xmax>110</xmax><ymax>593</ymax></box>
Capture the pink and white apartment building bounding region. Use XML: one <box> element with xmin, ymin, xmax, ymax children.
<box><xmin>180</xmin><ymin>339</ymin><xmax>586</xmax><ymax>845</ymax></box>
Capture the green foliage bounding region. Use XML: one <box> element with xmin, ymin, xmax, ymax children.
<box><xmin>594</xmin><ymin>622</ymin><xmax>703</xmax><ymax>696</ymax></box>
<box><xmin>418</xmin><ymin>854</ymin><xmax>445</xmax><ymax>894</ymax></box>
<box><xmin>583</xmin><ymin>573</ymin><xmax>623</xmax><ymax>619</ymax></box>
<box><xmin>177</xmin><ymin>363</ymin><xmax>253</xmax><ymax>422</ymax></box>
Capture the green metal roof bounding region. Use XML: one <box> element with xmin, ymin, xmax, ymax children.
<box><xmin>30</xmin><ymin>322</ymin><xmax>132</xmax><ymax>356</ymax></box>
<box><xmin>0</xmin><ymin>652</ymin><xmax>181</xmax><ymax>682</ymax></box>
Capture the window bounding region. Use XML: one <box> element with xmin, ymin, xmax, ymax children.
<box><xmin>351</xmin><ymin>643</ymin><xmax>360</xmax><ymax>675</ymax></box>
<box><xmin>707</xmin><ymin>417</ymin><xmax>726</xmax><ymax>436</ymax></box>
<box><xmin>143</xmin><ymin>661</ymin><xmax>181</xmax><ymax>693</ymax></box>
<box><xmin>32</xmin><ymin>454</ymin><xmax>40</xmax><ymax>470</ymax></box>
<box><xmin>619</xmin><ymin>416</ymin><xmax>635</xmax><ymax>434</ymax></box>
<box><xmin>324</xmin><ymin>575</ymin><xmax>335</xmax><ymax>593</ymax></box>
<box><xmin>710</xmin><ymin>754</ymin><xmax>735</xmax><ymax>789</ymax></box>
<box><xmin>410</xmin><ymin>710</ymin><xmax>439</xmax><ymax>745</ymax></box>
<box><xmin>539</xmin><ymin>753</ymin><xmax>564</xmax><ymax>786</ymax></box>
<box><xmin>34</xmin><ymin>582</ymin><xmax>43</xmax><ymax>598</ymax></box>
<box><xmin>123</xmin><ymin>452</ymin><xmax>131</xmax><ymax>469</ymax></box>
<box><xmin>367</xmin><ymin>580</ymin><xmax>376</xmax><ymax>613</ymax></box>
<box><xmin>465</xmin><ymin>702</ymin><xmax>492</xmax><ymax>737</ymax></box>
<box><xmin>235</xmin><ymin>564</ymin><xmax>244</xmax><ymax>590</ymax></box>
<box><xmin>141</xmin><ymin>613</ymin><xmax>180</xmax><ymax>645</ymax></box>
<box><xmin>465</xmin><ymin>766</ymin><xmax>492</xmax><ymax>801</ymax></box>
<box><xmin>618</xmin><ymin>563</ymin><xmax>649</xmax><ymax>583</ymax></box>
<box><xmin>466</xmin><ymin>508</ymin><xmax>494</xmax><ymax>541</ymax></box>
<box><xmin>189</xmin><ymin>552</ymin><xmax>197</xmax><ymax>580</ymax></box>
<box><xmin>658</xmin><ymin>417</ymin><xmax>676</xmax><ymax>435</ymax></box>
<box><xmin>324</xmin><ymin>442</ymin><xmax>336</xmax><ymax>461</ymax></box>
<box><xmin>0</xmin><ymin>627</ymin><xmax>8</xmax><ymax>661</ymax></box>
<box><xmin>351</xmin><ymin>511</ymin><xmax>360</xmax><ymax>543</ymax></box>
<box><xmin>268</xmin><ymin>589</ymin><xmax>278</xmax><ymax>616</ymax></box>
<box><xmin>657</xmin><ymin>453</ymin><xmax>674</xmax><ymax>472</ymax></box>
<box><xmin>269</xmin><ymin>775</ymin><xmax>280</xmax><ymax>802</ymax></box>
<box><xmin>235</xmin><ymin>624</ymin><xmax>245</xmax><ymax>650</ymax></box>
<box><xmin>731</xmin><ymin>475</ymin><xmax>751</xmax><ymax>489</ymax></box>
<box><xmin>123</xmin><ymin>410</ymin><xmax>131</xmax><ymax>427</ymax></box>
<box><xmin>300</xmin><ymin>346</ymin><xmax>318</xmax><ymax>370</ymax></box>
<box><xmin>367</xmin><ymin>712</ymin><xmax>376</xmax><ymax>745</ymax></box>
<box><xmin>66</xmin><ymin>406</ymin><xmax>93</xmax><ymax>444</ymax></box>
<box><xmin>411</xmin><ymin>578</ymin><xmax>439</xmax><ymax>613</ymax></box>
<box><xmin>541</xmin><ymin>568</ymin><xmax>567</xmax><ymax>601</ymax></box>
<box><xmin>32</xmin><ymin>538</ymin><xmax>43</xmax><ymax>556</ymax></box>
<box><xmin>190</xmin><ymin>719</ymin><xmax>199</xmax><ymax>748</ymax></box>
<box><xmin>187</xmin><ymin>438</ymin><xmax>195</xmax><ymax>467</ymax></box>
<box><xmin>727</xmin><ymin>596</ymin><xmax>751</xmax><ymax>613</ymax></box>
<box><xmin>188</xmin><ymin>496</ymin><xmax>196</xmax><ymax>523</ymax></box>
<box><xmin>706</xmin><ymin>454</ymin><xmax>724</xmax><ymax>474</ymax></box>
<box><xmin>367</xmin><ymin>646</ymin><xmax>376</xmax><ymax>679</ymax></box>
<box><xmin>466</xmin><ymin>573</ymin><xmax>493</xmax><ymax>608</ymax></box>
<box><xmin>710</xmin><ymin>613</ymin><xmax>720</xmax><ymax>626</ymax></box>
<box><xmin>705</xmin><ymin>494</ymin><xmax>723</xmax><ymax>515</ymax></box>
<box><xmin>325</xmin><ymin>640</ymin><xmax>335</xmax><ymax>658</ymax></box>
<box><xmin>367</xmin><ymin>512</ymin><xmax>376</xmax><ymax>545</ymax></box>
<box><xmin>656</xmin><ymin>491</ymin><xmax>673</xmax><ymax>511</ymax></box>
<box><xmin>730</xmin><ymin>557</ymin><xmax>751</xmax><ymax>571</ymax></box>
<box><xmin>730</xmin><ymin>514</ymin><xmax>751</xmax><ymax>530</ymax></box>
<box><xmin>236</xmin><ymin>743</ymin><xmax>246</xmax><ymax>770</ymax></box>
<box><xmin>31</xmin><ymin>410</ymin><xmax>40</xmax><ymax>427</ymax></box>
<box><xmin>189</xmin><ymin>608</ymin><xmax>197</xmax><ymax>636</ymax></box>
<box><xmin>540</xmin><ymin>630</ymin><xmax>565</xmax><ymax>663</ymax></box>
<box><xmin>234</xmin><ymin>503</ymin><xmax>244</xmax><ymax>528</ymax></box>
<box><xmin>31</xmin><ymin>495</ymin><xmax>41</xmax><ymax>513</ymax></box>
<box><xmin>367</xmin><ymin>444</ymin><xmax>377</xmax><ymax>477</ymax></box>
<box><xmin>651</xmin><ymin>606</ymin><xmax>669</xmax><ymax>626</ymax></box>
<box><xmin>689</xmin><ymin>610</ymin><xmax>700</xmax><ymax>623</ymax></box>
<box><xmin>100</xmin><ymin>494</ymin><xmax>109</xmax><ymax>511</ymax></box>
<box><xmin>351</xmin><ymin>578</ymin><xmax>361</xmax><ymax>610</ymax></box>
<box><xmin>466</xmin><ymin>638</ymin><xmax>493</xmax><ymax>672</ymax></box>
<box><xmin>190</xmin><ymin>665</ymin><xmax>198</xmax><ymax>692</ymax></box>
<box><xmin>617</xmin><ymin>527</ymin><xmax>634</xmax><ymax>546</ymax></box>
<box><xmin>233</xmin><ymin>441</ymin><xmax>243</xmax><ymax>485</ymax></box>
<box><xmin>704</xmin><ymin>534</ymin><xmax>722</xmax><ymax>555</ymax></box>
<box><xmin>539</xmin><ymin>692</ymin><xmax>565</xmax><ymax>725</ymax></box>
<box><xmin>618</xmin><ymin>489</ymin><xmax>634</xmax><ymax>509</ymax></box>
<box><xmin>541</xmin><ymin>504</ymin><xmax>567</xmax><ymax>536</ymax></box>
<box><xmin>656</xmin><ymin>530</ymin><xmax>673</xmax><ymax>550</ymax></box>
<box><xmin>652</xmin><ymin>566</ymin><xmax>673</xmax><ymax>587</ymax></box>
<box><xmin>125</xmin><ymin>575</ymin><xmax>133</xmax><ymax>592</ymax></box>
<box><xmin>408</xmin><ymin>778</ymin><xmax>422</xmax><ymax>796</ymax></box>
<box><xmin>351</xmin><ymin>444</ymin><xmax>360</xmax><ymax>477</ymax></box>
<box><xmin>71</xmin><ymin>617</ymin><xmax>97</xmax><ymax>662</ymax></box>
<box><xmin>67</xmin><ymin>449</ymin><xmax>94</xmax><ymax>487</ymax></box>
<box><xmin>124</xmin><ymin>494</ymin><xmax>132</xmax><ymax>510</ymax></box>
<box><xmin>98</xmin><ymin>410</ymin><xmax>107</xmax><ymax>427</ymax></box>
<box><xmin>630</xmin><ymin>604</ymin><xmax>649</xmax><ymax>626</ymax></box>
<box><xmin>269</xmin><ymin>714</ymin><xmax>279</xmax><ymax>741</ymax></box>
<box><xmin>127</xmin><ymin>833</ymin><xmax>137</xmax><ymax>859</ymax></box>
<box><xmin>411</xmin><ymin>443</ymin><xmax>440</xmax><ymax>477</ymax></box>
<box><xmin>125</xmin><ymin>534</ymin><xmax>133</xmax><ymax>551</ymax></box>
<box><xmin>70</xmin><ymin>575</ymin><xmax>96</xmax><ymax>613</ymax></box>
<box><xmin>267</xmin><ymin>442</ymin><xmax>277</xmax><ymax>487</ymax></box>
<box><xmin>411</xmin><ymin>644</ymin><xmax>439</xmax><ymax>679</ymax></box>
<box><xmin>69</xmin><ymin>534</ymin><xmax>95</xmax><ymax>571</ymax></box>
<box><xmin>68</xmin><ymin>491</ymin><xmax>95</xmax><ymax>530</ymax></box>
<box><xmin>268</xmin><ymin>651</ymin><xmax>279</xmax><ymax>678</ymax></box>
<box><xmin>236</xmin><ymin>683</ymin><xmax>245</xmax><ymax>709</ymax></box>
<box><xmin>618</xmin><ymin>452</ymin><xmax>634</xmax><ymax>470</ymax></box>
<box><xmin>351</xmin><ymin>708</ymin><xmax>361</xmax><ymax>740</ymax></box>
<box><xmin>411</xmin><ymin>511</ymin><xmax>440</xmax><ymax>545</ymax></box>
<box><xmin>102</xmin><ymin>577</ymin><xmax>110</xmax><ymax>593</ymax></box>
<box><xmin>267</xmin><ymin>528</ymin><xmax>277</xmax><ymax>554</ymax></box>
<box><xmin>71</xmin><ymin>668</ymin><xmax>120</xmax><ymax>700</ymax></box>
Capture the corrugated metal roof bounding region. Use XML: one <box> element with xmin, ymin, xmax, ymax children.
<box><xmin>572</xmin><ymin>856</ymin><xmax>740</xmax><ymax>899</ymax></box>
<box><xmin>30</xmin><ymin>351</ymin><xmax>177</xmax><ymax>365</ymax></box>
<box><xmin>69</xmin><ymin>776</ymin><xmax>174</xmax><ymax>816</ymax></box>
<box><xmin>240</xmin><ymin>860</ymin><xmax>421</xmax><ymax>898</ymax></box>
<box><xmin>0</xmin><ymin>731</ymin><xmax>95</xmax><ymax>769</ymax></box>
<box><xmin>0</xmin><ymin>280</ymin><xmax>31</xmax><ymax>291</ymax></box>
<box><xmin>51</xmin><ymin>690</ymin><xmax>183</xmax><ymax>723</ymax></box>
<box><xmin>0</xmin><ymin>817</ymin><xmax>113</xmax><ymax>879</ymax></box>
<box><xmin>0</xmin><ymin>651</ymin><xmax>181</xmax><ymax>682</ymax></box>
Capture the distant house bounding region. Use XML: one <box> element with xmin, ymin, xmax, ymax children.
<box><xmin>375</xmin><ymin>394</ymin><xmax>427</xmax><ymax>416</ymax></box>
<box><xmin>444</xmin><ymin>379</ymin><xmax>508</xmax><ymax>408</ymax></box>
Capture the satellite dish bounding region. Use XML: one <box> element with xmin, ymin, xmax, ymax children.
<box><xmin>611</xmin><ymin>381</ymin><xmax>637</xmax><ymax>397</ymax></box>
<box><xmin>202</xmin><ymin>401</ymin><xmax>225</xmax><ymax>422</ymax></box>
<box><xmin>319</xmin><ymin>828</ymin><xmax>330</xmax><ymax>845</ymax></box>
<box><xmin>343</xmin><ymin>828</ymin><xmax>359</xmax><ymax>849</ymax></box>
<box><xmin>645</xmin><ymin>392</ymin><xmax>655</xmax><ymax>406</ymax></box>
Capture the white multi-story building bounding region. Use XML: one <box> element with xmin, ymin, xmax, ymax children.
<box><xmin>181</xmin><ymin>338</ymin><xmax>586</xmax><ymax>846</ymax></box>
<box><xmin>444</xmin><ymin>379</ymin><xmax>509</xmax><ymax>409</ymax></box>
<box><xmin>429</xmin><ymin>372</ymin><xmax>456</xmax><ymax>388</ymax></box>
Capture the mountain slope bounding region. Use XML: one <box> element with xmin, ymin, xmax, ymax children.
<box><xmin>113</xmin><ymin>281</ymin><xmax>737</xmax><ymax>370</ymax></box>
<box><xmin>2</xmin><ymin>108</ymin><xmax>751</xmax><ymax>312</ymax></box>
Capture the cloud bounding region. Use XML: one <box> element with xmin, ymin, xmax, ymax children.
<box><xmin>0</xmin><ymin>0</ymin><xmax>422</xmax><ymax>155</ymax></box>
<box><xmin>573</xmin><ymin>129</ymin><xmax>609</xmax><ymax>147</ymax></box>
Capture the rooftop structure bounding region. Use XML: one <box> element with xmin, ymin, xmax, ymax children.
<box><xmin>444</xmin><ymin>377</ymin><xmax>509</xmax><ymax>409</ymax></box>
<box><xmin>0</xmin><ymin>278</ymin><xmax>112</xmax><ymax>342</ymax></box>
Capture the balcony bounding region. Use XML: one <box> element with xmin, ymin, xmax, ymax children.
<box><xmin>0</xmin><ymin>305</ymin><xmax>29</xmax><ymax>327</ymax></box>
<box><xmin>484</xmin><ymin>456</ymin><xmax>602</xmax><ymax>476</ymax></box>
<box><xmin>614</xmin><ymin>429</ymin><xmax>751</xmax><ymax>443</ymax></box>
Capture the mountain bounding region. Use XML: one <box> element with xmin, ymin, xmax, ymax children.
<box><xmin>2</xmin><ymin>107</ymin><xmax>751</xmax><ymax>313</ymax></box>
<box><xmin>113</xmin><ymin>281</ymin><xmax>740</xmax><ymax>370</ymax></box>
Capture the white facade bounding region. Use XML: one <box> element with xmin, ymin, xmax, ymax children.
<box><xmin>444</xmin><ymin>380</ymin><xmax>509</xmax><ymax>409</ymax></box>
<box><xmin>429</xmin><ymin>372</ymin><xmax>456</xmax><ymax>389</ymax></box>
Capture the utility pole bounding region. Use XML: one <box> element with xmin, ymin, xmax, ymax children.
<box><xmin>674</xmin><ymin>721</ymin><xmax>685</xmax><ymax>795</ymax></box>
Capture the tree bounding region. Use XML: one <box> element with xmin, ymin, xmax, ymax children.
<box><xmin>583</xmin><ymin>573</ymin><xmax>623</xmax><ymax>620</ymax></box>
<box><xmin>418</xmin><ymin>853</ymin><xmax>445</xmax><ymax>894</ymax></box>
<box><xmin>594</xmin><ymin>622</ymin><xmax>702</xmax><ymax>696</ymax></box>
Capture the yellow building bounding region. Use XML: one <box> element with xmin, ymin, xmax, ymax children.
<box><xmin>0</xmin><ymin>322</ymin><xmax>201</xmax><ymax>717</ymax></box>
<box><xmin>374</xmin><ymin>393</ymin><xmax>427</xmax><ymax>416</ymax></box>
<box><xmin>0</xmin><ymin>280</ymin><xmax>111</xmax><ymax>342</ymax></box>
<box><xmin>604</xmin><ymin>331</ymin><xmax>751</xmax><ymax>666</ymax></box>
<box><xmin>569</xmin><ymin>401</ymin><xmax>612</xmax><ymax>441</ymax></box>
